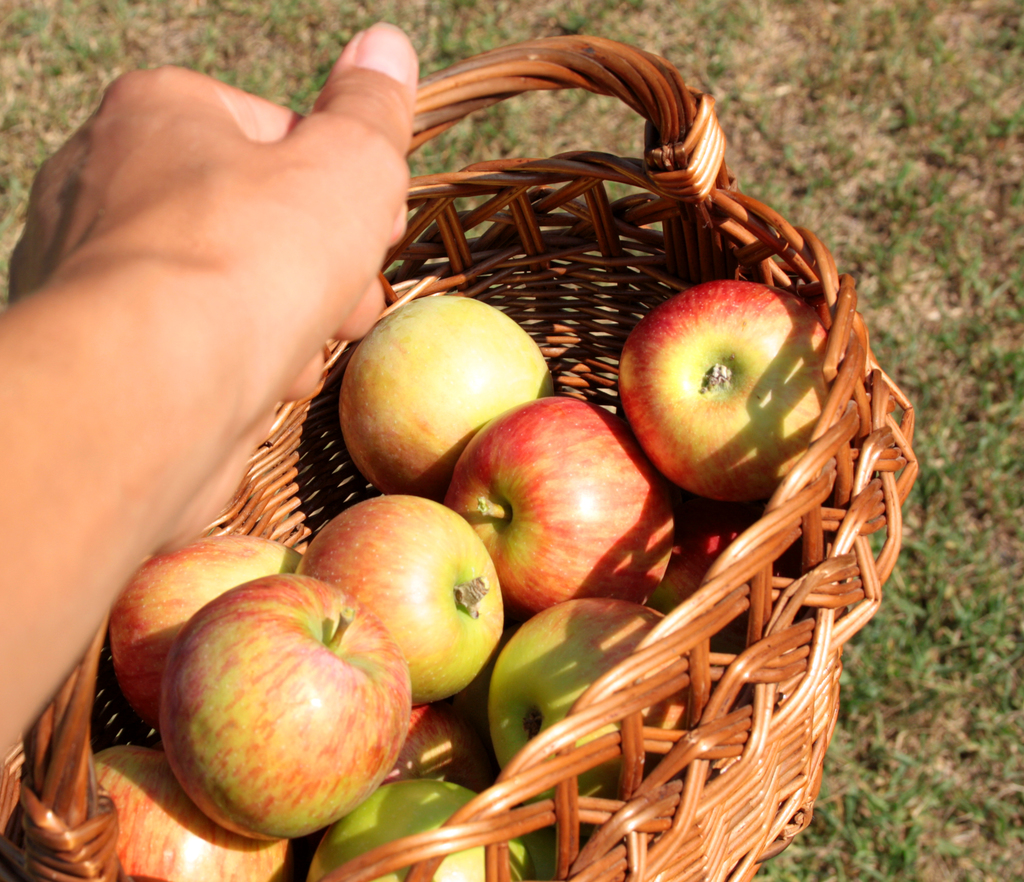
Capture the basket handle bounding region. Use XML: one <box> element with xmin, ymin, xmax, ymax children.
<box><xmin>411</xmin><ymin>35</ymin><xmax>730</xmax><ymax>203</ymax></box>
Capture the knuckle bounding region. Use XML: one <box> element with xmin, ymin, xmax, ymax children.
<box><xmin>99</xmin><ymin>66</ymin><xmax>189</xmax><ymax>113</ymax></box>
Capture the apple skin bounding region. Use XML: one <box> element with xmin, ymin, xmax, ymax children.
<box><xmin>160</xmin><ymin>574</ymin><xmax>412</xmax><ymax>841</ymax></box>
<box><xmin>382</xmin><ymin>702</ymin><xmax>495</xmax><ymax>793</ymax></box>
<box><xmin>444</xmin><ymin>396</ymin><xmax>675</xmax><ymax>621</ymax></box>
<box><xmin>647</xmin><ymin>498</ymin><xmax>764</xmax><ymax>615</ymax></box>
<box><xmin>306</xmin><ymin>780</ymin><xmax>533</xmax><ymax>882</ymax></box>
<box><xmin>649</xmin><ymin>497</ymin><xmax>802</xmax><ymax>653</ymax></box>
<box><xmin>488</xmin><ymin>597</ymin><xmax>686</xmax><ymax>799</ymax></box>
<box><xmin>451</xmin><ymin>625</ymin><xmax>519</xmax><ymax>754</ymax></box>
<box><xmin>109</xmin><ymin>535</ymin><xmax>301</xmax><ymax>729</ymax></box>
<box><xmin>619</xmin><ymin>280</ymin><xmax>828</xmax><ymax>502</ymax></box>
<box><xmin>94</xmin><ymin>745</ymin><xmax>293</xmax><ymax>882</ymax></box>
<box><xmin>297</xmin><ymin>495</ymin><xmax>504</xmax><ymax>704</ymax></box>
<box><xmin>340</xmin><ymin>295</ymin><xmax>554</xmax><ymax>501</ymax></box>
<box><xmin>521</xmin><ymin>827</ymin><xmax>558</xmax><ymax>882</ymax></box>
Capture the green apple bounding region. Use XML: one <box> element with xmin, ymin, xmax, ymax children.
<box><xmin>340</xmin><ymin>295</ymin><xmax>553</xmax><ymax>501</ymax></box>
<box><xmin>306</xmin><ymin>780</ymin><xmax>533</xmax><ymax>882</ymax></box>
<box><xmin>488</xmin><ymin>598</ymin><xmax>685</xmax><ymax>799</ymax></box>
<box><xmin>521</xmin><ymin>827</ymin><xmax>557</xmax><ymax>881</ymax></box>
<box><xmin>451</xmin><ymin>625</ymin><xmax>518</xmax><ymax>753</ymax></box>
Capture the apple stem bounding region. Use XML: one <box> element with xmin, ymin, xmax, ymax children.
<box><xmin>454</xmin><ymin>576</ymin><xmax>489</xmax><ymax>619</ymax></box>
<box><xmin>476</xmin><ymin>496</ymin><xmax>509</xmax><ymax>520</ymax></box>
<box><xmin>324</xmin><ymin>607</ymin><xmax>356</xmax><ymax>648</ymax></box>
<box><xmin>700</xmin><ymin>363</ymin><xmax>733</xmax><ymax>394</ymax></box>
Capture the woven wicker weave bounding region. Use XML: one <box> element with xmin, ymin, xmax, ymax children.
<box><xmin>0</xmin><ymin>35</ymin><xmax>917</xmax><ymax>882</ymax></box>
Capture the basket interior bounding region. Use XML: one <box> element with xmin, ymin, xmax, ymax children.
<box><xmin>85</xmin><ymin>166</ymin><xmax>827</xmax><ymax>753</ymax></box>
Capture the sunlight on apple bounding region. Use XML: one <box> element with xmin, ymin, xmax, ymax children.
<box><xmin>597</xmin><ymin>617</ymin><xmax>647</xmax><ymax>653</ymax></box>
<box><xmin>574</xmin><ymin>491</ymin><xmax>600</xmax><ymax>519</ymax></box>
<box><xmin>783</xmin><ymin>355</ymin><xmax>809</xmax><ymax>383</ymax></box>
<box><xmin>179</xmin><ymin>835</ymin><xmax>210</xmax><ymax>875</ymax></box>
<box><xmin>421</xmin><ymin>742</ymin><xmax>453</xmax><ymax>769</ymax></box>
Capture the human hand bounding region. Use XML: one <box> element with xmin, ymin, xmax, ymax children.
<box><xmin>10</xmin><ymin>22</ymin><xmax>416</xmax><ymax>399</ymax></box>
<box><xmin>7</xmin><ymin>23</ymin><xmax>418</xmax><ymax>550</ymax></box>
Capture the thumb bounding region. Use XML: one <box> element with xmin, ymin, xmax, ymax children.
<box><xmin>310</xmin><ymin>23</ymin><xmax>418</xmax><ymax>157</ymax></box>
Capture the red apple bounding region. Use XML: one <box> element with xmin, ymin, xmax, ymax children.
<box><xmin>382</xmin><ymin>703</ymin><xmax>495</xmax><ymax>792</ymax></box>
<box><xmin>488</xmin><ymin>598</ymin><xmax>686</xmax><ymax>799</ymax></box>
<box><xmin>306</xmin><ymin>780</ymin><xmax>533</xmax><ymax>882</ymax></box>
<box><xmin>647</xmin><ymin>498</ymin><xmax>764</xmax><ymax>615</ymax></box>
<box><xmin>649</xmin><ymin>497</ymin><xmax>803</xmax><ymax>653</ymax></box>
<box><xmin>619</xmin><ymin>279</ymin><xmax>828</xmax><ymax>502</ymax></box>
<box><xmin>95</xmin><ymin>745</ymin><xmax>292</xmax><ymax>882</ymax></box>
<box><xmin>340</xmin><ymin>295</ymin><xmax>553</xmax><ymax>501</ymax></box>
<box><xmin>160</xmin><ymin>574</ymin><xmax>411</xmax><ymax>840</ymax></box>
<box><xmin>110</xmin><ymin>534</ymin><xmax>301</xmax><ymax>729</ymax></box>
<box><xmin>444</xmin><ymin>396</ymin><xmax>675</xmax><ymax>620</ymax></box>
<box><xmin>297</xmin><ymin>495</ymin><xmax>504</xmax><ymax>704</ymax></box>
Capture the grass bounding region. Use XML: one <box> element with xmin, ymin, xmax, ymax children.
<box><xmin>2</xmin><ymin>1</ymin><xmax>1023</xmax><ymax>879</ymax></box>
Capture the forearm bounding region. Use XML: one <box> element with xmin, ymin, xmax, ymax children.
<box><xmin>0</xmin><ymin>258</ymin><xmax>277</xmax><ymax>751</ymax></box>
<box><xmin>0</xmin><ymin>21</ymin><xmax>417</xmax><ymax>753</ymax></box>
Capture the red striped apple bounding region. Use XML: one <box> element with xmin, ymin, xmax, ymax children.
<box><xmin>647</xmin><ymin>497</ymin><xmax>764</xmax><ymax>615</ymax></box>
<box><xmin>297</xmin><ymin>495</ymin><xmax>504</xmax><ymax>704</ymax></box>
<box><xmin>110</xmin><ymin>535</ymin><xmax>301</xmax><ymax>729</ymax></box>
<box><xmin>619</xmin><ymin>280</ymin><xmax>828</xmax><ymax>502</ymax></box>
<box><xmin>383</xmin><ymin>702</ymin><xmax>495</xmax><ymax>792</ymax></box>
<box><xmin>444</xmin><ymin>396</ymin><xmax>675</xmax><ymax>620</ymax></box>
<box><xmin>340</xmin><ymin>295</ymin><xmax>553</xmax><ymax>501</ymax></box>
<box><xmin>95</xmin><ymin>745</ymin><xmax>292</xmax><ymax>882</ymax></box>
<box><xmin>649</xmin><ymin>496</ymin><xmax>803</xmax><ymax>653</ymax></box>
<box><xmin>160</xmin><ymin>574</ymin><xmax>411</xmax><ymax>840</ymax></box>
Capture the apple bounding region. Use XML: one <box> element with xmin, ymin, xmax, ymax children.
<box><xmin>444</xmin><ymin>396</ymin><xmax>675</xmax><ymax>620</ymax></box>
<box><xmin>488</xmin><ymin>597</ymin><xmax>686</xmax><ymax>799</ymax></box>
<box><xmin>649</xmin><ymin>496</ymin><xmax>803</xmax><ymax>654</ymax></box>
<box><xmin>160</xmin><ymin>574</ymin><xmax>411</xmax><ymax>840</ymax></box>
<box><xmin>306</xmin><ymin>779</ymin><xmax>533</xmax><ymax>882</ymax></box>
<box><xmin>619</xmin><ymin>279</ymin><xmax>828</xmax><ymax>502</ymax></box>
<box><xmin>647</xmin><ymin>497</ymin><xmax>764</xmax><ymax>615</ymax></box>
<box><xmin>521</xmin><ymin>827</ymin><xmax>558</xmax><ymax>882</ymax></box>
<box><xmin>110</xmin><ymin>534</ymin><xmax>301</xmax><ymax>729</ymax></box>
<box><xmin>451</xmin><ymin>625</ymin><xmax>518</xmax><ymax>753</ymax></box>
<box><xmin>340</xmin><ymin>295</ymin><xmax>553</xmax><ymax>501</ymax></box>
<box><xmin>382</xmin><ymin>702</ymin><xmax>495</xmax><ymax>793</ymax></box>
<box><xmin>297</xmin><ymin>495</ymin><xmax>504</xmax><ymax>704</ymax></box>
<box><xmin>94</xmin><ymin>745</ymin><xmax>293</xmax><ymax>882</ymax></box>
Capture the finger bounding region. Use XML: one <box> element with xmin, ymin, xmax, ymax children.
<box><xmin>99</xmin><ymin>66</ymin><xmax>303</xmax><ymax>144</ymax></box>
<box><xmin>333</xmin><ymin>275</ymin><xmax>387</xmax><ymax>343</ymax></box>
<box><xmin>332</xmin><ymin>22</ymin><xmax>419</xmax><ymax>100</ymax></box>
<box><xmin>208</xmin><ymin>80</ymin><xmax>304</xmax><ymax>143</ymax></box>
<box><xmin>304</xmin><ymin>23</ymin><xmax>418</xmax><ymax>158</ymax></box>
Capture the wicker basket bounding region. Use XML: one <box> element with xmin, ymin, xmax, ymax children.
<box><xmin>0</xmin><ymin>35</ymin><xmax>917</xmax><ymax>882</ymax></box>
